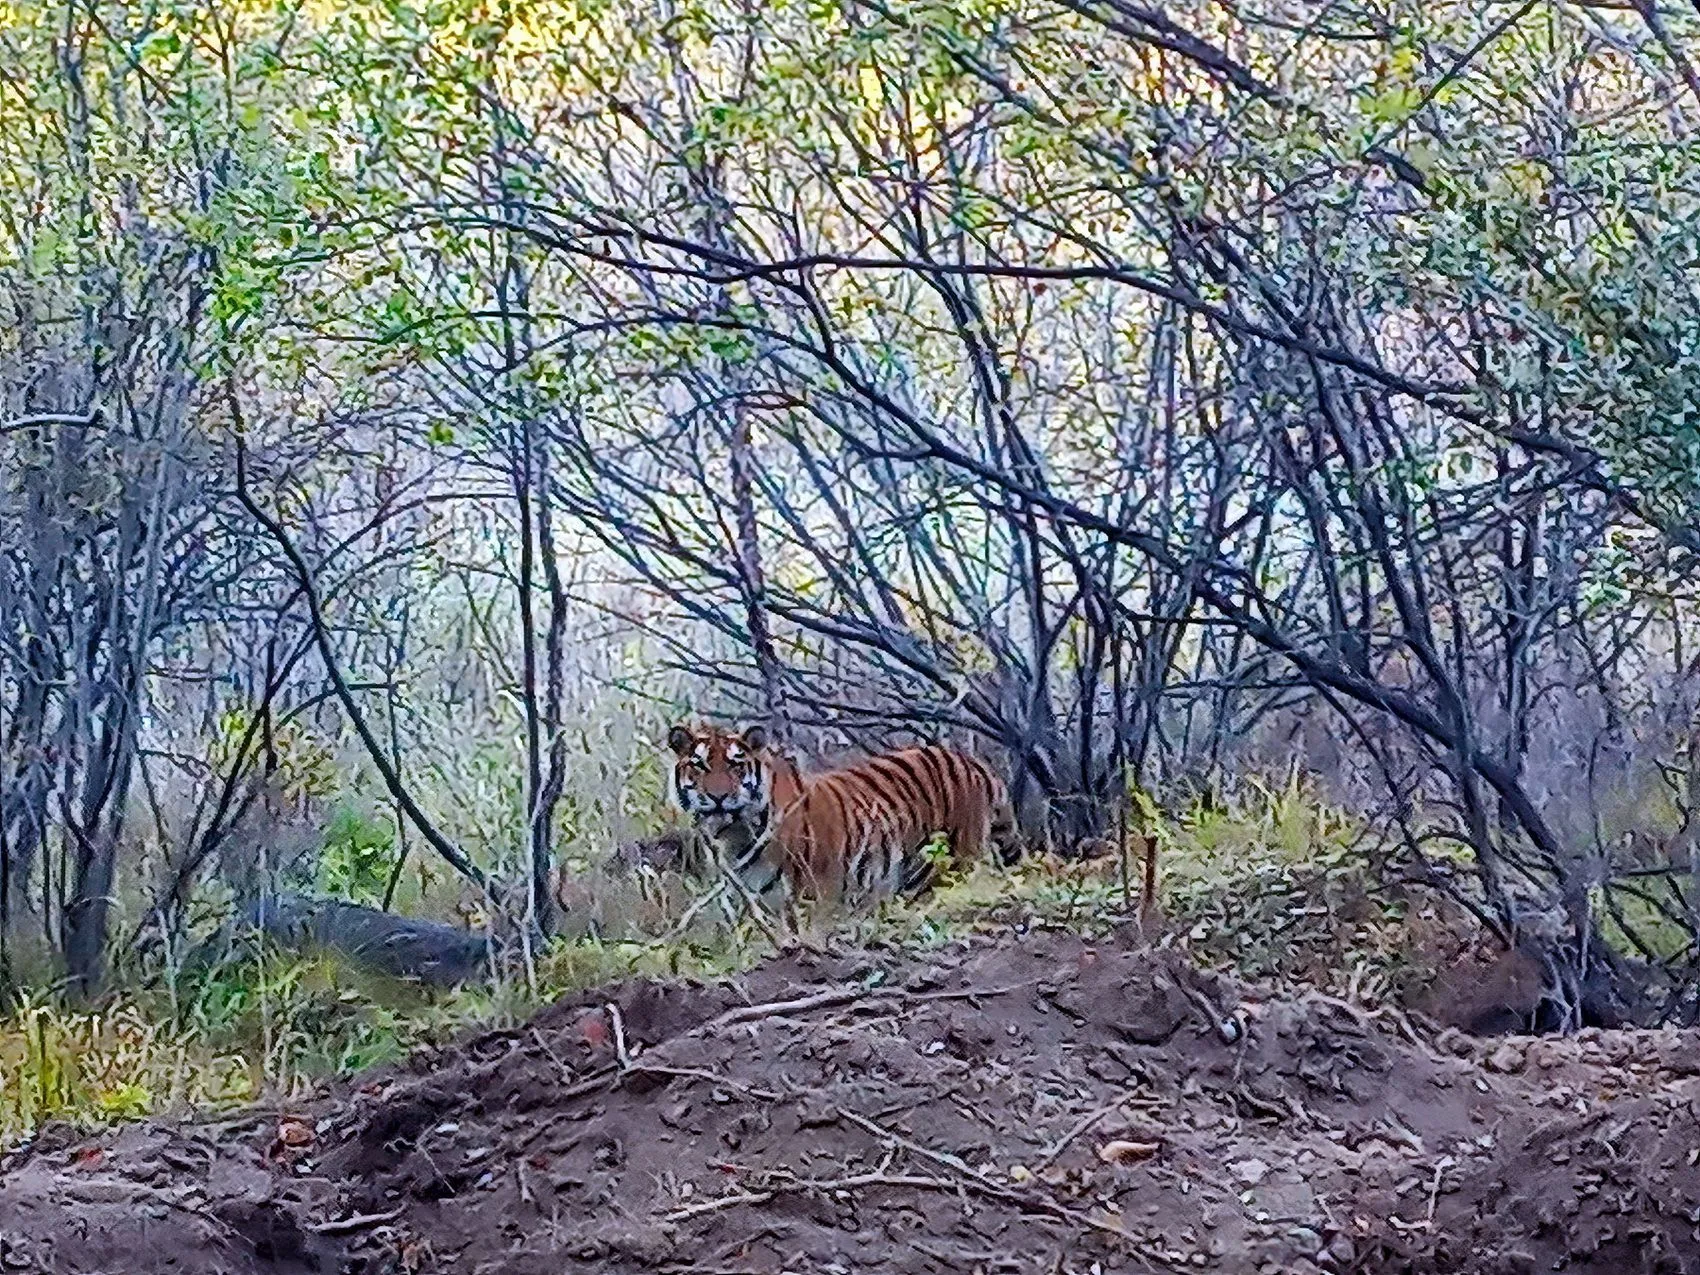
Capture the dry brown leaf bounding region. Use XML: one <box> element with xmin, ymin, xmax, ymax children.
<box><xmin>276</xmin><ymin>1118</ymin><xmax>314</xmax><ymax>1147</ymax></box>
<box><xmin>577</xmin><ymin>1011</ymin><xmax>610</xmax><ymax>1049</ymax></box>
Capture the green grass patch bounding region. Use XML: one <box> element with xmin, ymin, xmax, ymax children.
<box><xmin>0</xmin><ymin>919</ymin><xmax>773</xmax><ymax>1147</ymax></box>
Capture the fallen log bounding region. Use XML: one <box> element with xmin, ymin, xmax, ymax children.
<box><xmin>187</xmin><ymin>892</ymin><xmax>490</xmax><ymax>987</ymax></box>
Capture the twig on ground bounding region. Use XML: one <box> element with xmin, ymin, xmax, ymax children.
<box><xmin>193</xmin><ymin>1113</ymin><xmax>275</xmax><ymax>1137</ymax></box>
<box><xmin>626</xmin><ymin>1063</ymin><xmax>782</xmax><ymax>1101</ymax></box>
<box><xmin>1424</xmin><ymin>1155</ymin><xmax>1453</xmax><ymax>1225</ymax></box>
<box><xmin>912</xmin><ymin>1239</ymin><xmax>1014</xmax><ymax>1269</ymax></box>
<box><xmin>663</xmin><ymin>1171</ymin><xmax>962</xmax><ymax>1222</ymax></box>
<box><xmin>309</xmin><ymin>1208</ymin><xmax>405</xmax><ymax>1235</ymax></box>
<box><xmin>527</xmin><ymin>1028</ymin><xmax>618</xmax><ymax>1103</ymax></box>
<box><xmin>517</xmin><ymin>1158</ymin><xmax>535</xmax><ymax>1206</ymax></box>
<box><xmin>704</xmin><ymin>979</ymin><xmax>1032</xmax><ymax>1035</ymax></box>
<box><xmin>550</xmin><ymin>1065</ymin><xmax>621</xmax><ymax>1105</ymax></box>
<box><xmin>838</xmin><ymin>1108</ymin><xmax>991</xmax><ymax>1180</ymax></box>
<box><xmin>1033</xmin><ymin>1101</ymin><xmax>1125</xmax><ymax>1175</ymax></box>
<box><xmin>607</xmin><ymin>1001</ymin><xmax>632</xmax><ymax>1069</ymax></box>
<box><xmin>704</xmin><ymin>986</ymin><xmax>872</xmax><ymax>1032</ymax></box>
<box><xmin>897</xmin><ymin>979</ymin><xmax>1042</xmax><ymax>1005</ymax></box>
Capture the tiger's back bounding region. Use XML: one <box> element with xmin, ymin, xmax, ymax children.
<box><xmin>776</xmin><ymin>745</ymin><xmax>1016</xmax><ymax>904</ymax></box>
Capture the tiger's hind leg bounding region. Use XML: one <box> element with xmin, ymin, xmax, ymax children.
<box><xmin>957</xmin><ymin>778</ymin><xmax>1020</xmax><ymax>869</ymax></box>
<box><xmin>943</xmin><ymin>799</ymin><xmax>1014</xmax><ymax>876</ymax></box>
<box><xmin>897</xmin><ymin>844</ymin><xmax>939</xmax><ymax>897</ymax></box>
<box><xmin>990</xmin><ymin>801</ymin><xmax>1021</xmax><ymax>867</ymax></box>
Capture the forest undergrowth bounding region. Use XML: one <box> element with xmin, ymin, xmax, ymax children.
<box><xmin>0</xmin><ymin>774</ymin><xmax>1438</xmax><ymax>1147</ymax></box>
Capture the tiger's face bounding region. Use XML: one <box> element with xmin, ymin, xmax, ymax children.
<box><xmin>667</xmin><ymin>723</ymin><xmax>774</xmax><ymax>830</ymax></box>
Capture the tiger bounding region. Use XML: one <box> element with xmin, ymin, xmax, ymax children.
<box><xmin>666</xmin><ymin>722</ymin><xmax>1017</xmax><ymax>907</ymax></box>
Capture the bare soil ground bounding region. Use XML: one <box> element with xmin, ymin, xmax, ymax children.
<box><xmin>4</xmin><ymin>928</ymin><xmax>1700</xmax><ymax>1274</ymax></box>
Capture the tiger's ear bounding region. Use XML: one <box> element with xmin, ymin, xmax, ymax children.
<box><xmin>667</xmin><ymin>725</ymin><xmax>695</xmax><ymax>756</ymax></box>
<box><xmin>740</xmin><ymin>724</ymin><xmax>768</xmax><ymax>752</ymax></box>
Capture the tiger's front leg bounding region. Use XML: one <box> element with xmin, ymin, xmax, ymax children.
<box><xmin>771</xmin><ymin>871</ymin><xmax>834</xmax><ymax>955</ymax></box>
<box><xmin>771</xmin><ymin>875</ymin><xmax>799</xmax><ymax>949</ymax></box>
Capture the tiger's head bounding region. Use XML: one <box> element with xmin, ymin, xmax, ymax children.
<box><xmin>666</xmin><ymin>723</ymin><xmax>781</xmax><ymax>832</ymax></box>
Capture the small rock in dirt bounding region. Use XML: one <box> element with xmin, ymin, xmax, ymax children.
<box><xmin>1230</xmin><ymin>1157</ymin><xmax>1271</xmax><ymax>1186</ymax></box>
<box><xmin>1116</xmin><ymin>979</ymin><xmax>1193</xmax><ymax>1045</ymax></box>
<box><xmin>1486</xmin><ymin>1042</ymin><xmax>1527</xmax><ymax>1074</ymax></box>
<box><xmin>0</xmin><ymin>1236</ymin><xmax>40</xmax><ymax>1270</ymax></box>
<box><xmin>1286</xmin><ymin>1224</ymin><xmax>1322</xmax><ymax>1253</ymax></box>
<box><xmin>1434</xmin><ymin>1028</ymin><xmax>1473</xmax><ymax>1058</ymax></box>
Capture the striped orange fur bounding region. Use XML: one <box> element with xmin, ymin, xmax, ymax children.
<box><xmin>667</xmin><ymin>723</ymin><xmax>1016</xmax><ymax>906</ymax></box>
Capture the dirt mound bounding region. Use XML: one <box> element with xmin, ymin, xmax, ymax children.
<box><xmin>4</xmin><ymin>930</ymin><xmax>1700</xmax><ymax>1274</ymax></box>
